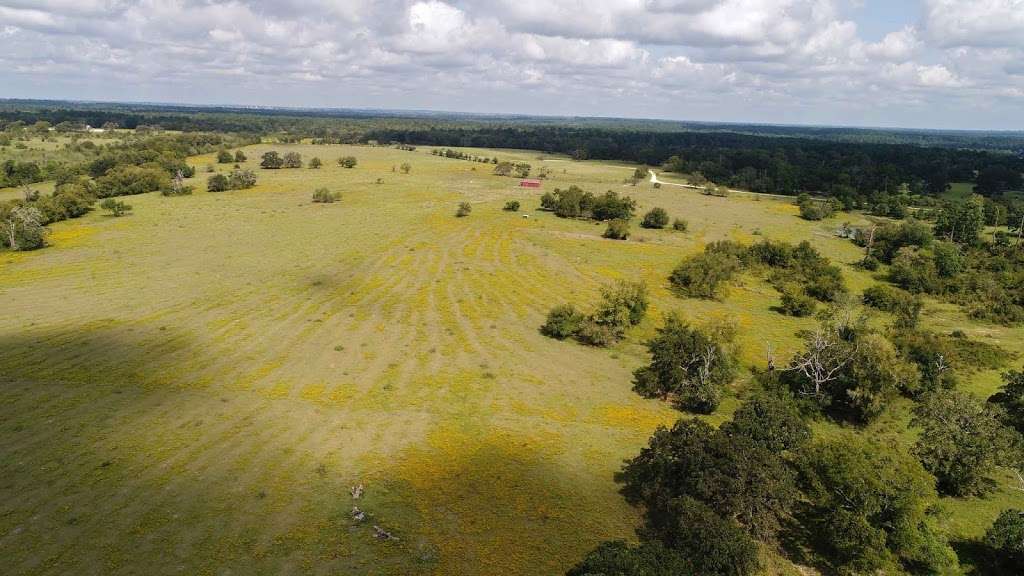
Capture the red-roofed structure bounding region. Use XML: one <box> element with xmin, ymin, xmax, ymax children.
<box><xmin>519</xmin><ymin>179</ymin><xmax>542</xmax><ymax>188</ymax></box>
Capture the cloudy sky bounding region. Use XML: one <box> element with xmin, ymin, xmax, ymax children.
<box><xmin>1</xmin><ymin>0</ymin><xmax>1022</xmax><ymax>130</ymax></box>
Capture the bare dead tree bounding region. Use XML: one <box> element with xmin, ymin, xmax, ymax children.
<box><xmin>779</xmin><ymin>320</ymin><xmax>859</xmax><ymax>399</ymax></box>
<box><xmin>934</xmin><ymin>353</ymin><xmax>950</xmax><ymax>378</ymax></box>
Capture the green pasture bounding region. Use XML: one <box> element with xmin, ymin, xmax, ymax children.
<box><xmin>1</xmin><ymin>143</ymin><xmax>1020</xmax><ymax>575</ymax></box>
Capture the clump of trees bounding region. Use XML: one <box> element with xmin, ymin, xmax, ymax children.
<box><xmin>641</xmin><ymin>207</ymin><xmax>669</xmax><ymax>229</ymax></box>
<box><xmin>308</xmin><ymin>157</ymin><xmax>322</xmax><ymax>169</ymax></box>
<box><xmin>853</xmin><ymin>211</ymin><xmax>1024</xmax><ymax>325</ymax></box>
<box><xmin>773</xmin><ymin>304</ymin><xmax>918</xmax><ymax>423</ymax></box>
<box><xmin>338</xmin><ymin>156</ymin><xmax>357</xmax><ymax>169</ymax></box>
<box><xmin>572</xmin><ymin>389</ymin><xmax>979</xmax><ymax>576</ymax></box>
<box><xmin>216</xmin><ymin>150</ymin><xmax>233</xmax><ymax>163</ymax></box>
<box><xmin>541</xmin><ymin>281</ymin><xmax>648</xmax><ymax>347</ymax></box>
<box><xmin>574</xmin><ymin>395</ymin><xmax>810</xmax><ymax>576</ymax></box>
<box><xmin>312</xmin><ymin>188</ymin><xmax>340</xmax><ymax>203</ymax></box>
<box><xmin>1</xmin><ymin>131</ymin><xmax>254</xmax><ymax>252</ymax></box>
<box><xmin>503</xmin><ymin>200</ymin><xmax>520</xmax><ymax>212</ymax></box>
<box><xmin>260</xmin><ymin>150</ymin><xmax>302</xmax><ymax>169</ymax></box>
<box><xmin>632</xmin><ymin>313</ymin><xmax>739</xmax><ymax>413</ymax></box>
<box><xmin>539</xmin><ymin>186</ymin><xmax>636</xmax><ymax>221</ymax></box>
<box><xmin>94</xmin><ymin>166</ymin><xmax>169</xmax><ymax>197</ymax></box>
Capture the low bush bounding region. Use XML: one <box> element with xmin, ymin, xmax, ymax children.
<box><xmin>456</xmin><ymin>202</ymin><xmax>472</xmax><ymax>217</ymax></box>
<box><xmin>641</xmin><ymin>207</ymin><xmax>669</xmax><ymax>229</ymax></box>
<box><xmin>312</xmin><ymin>188</ymin><xmax>341</xmax><ymax>203</ymax></box>
<box><xmin>503</xmin><ymin>200</ymin><xmax>520</xmax><ymax>212</ymax></box>
<box><xmin>100</xmin><ymin>198</ymin><xmax>131</xmax><ymax>217</ymax></box>
<box><xmin>540</xmin><ymin>304</ymin><xmax>584</xmax><ymax>339</ymax></box>
<box><xmin>672</xmin><ymin>218</ymin><xmax>688</xmax><ymax>232</ymax></box>
<box><xmin>669</xmin><ymin>244</ymin><xmax>743</xmax><ymax>300</ymax></box>
<box><xmin>207</xmin><ymin>173</ymin><xmax>229</xmax><ymax>192</ymax></box>
<box><xmin>603</xmin><ymin>219</ymin><xmax>630</xmax><ymax>240</ymax></box>
<box><xmin>778</xmin><ymin>283</ymin><xmax>816</xmax><ymax>317</ymax></box>
<box><xmin>540</xmin><ymin>281</ymin><xmax>648</xmax><ymax>347</ymax></box>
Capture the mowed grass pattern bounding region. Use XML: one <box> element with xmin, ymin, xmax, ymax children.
<box><xmin>1</xmin><ymin>144</ymin><xmax>1021</xmax><ymax>575</ymax></box>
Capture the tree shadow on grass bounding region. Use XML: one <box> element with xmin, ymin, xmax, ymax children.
<box><xmin>381</xmin><ymin>423</ymin><xmax>636</xmax><ymax>576</ymax></box>
<box><xmin>776</xmin><ymin>503</ymin><xmax>840</xmax><ymax>576</ymax></box>
<box><xmin>0</xmin><ymin>323</ymin><xmax>207</xmax><ymax>391</ymax></box>
<box><xmin>951</xmin><ymin>539</ymin><xmax>1010</xmax><ymax>575</ymax></box>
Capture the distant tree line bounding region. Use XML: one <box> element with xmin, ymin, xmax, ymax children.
<box><xmin>5</xmin><ymin>104</ymin><xmax>1021</xmax><ymax>207</ymax></box>
<box><xmin>362</xmin><ymin>126</ymin><xmax>1024</xmax><ymax>204</ymax></box>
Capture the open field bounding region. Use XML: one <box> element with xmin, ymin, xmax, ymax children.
<box><xmin>2</xmin><ymin>144</ymin><xmax>1021</xmax><ymax>575</ymax></box>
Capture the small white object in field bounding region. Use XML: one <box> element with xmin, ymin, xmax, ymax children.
<box><xmin>522</xmin><ymin>214</ymin><xmax>530</xmax><ymax>219</ymax></box>
<box><xmin>352</xmin><ymin>506</ymin><xmax>366</xmax><ymax>522</ymax></box>
<box><xmin>350</xmin><ymin>483</ymin><xmax>363</xmax><ymax>499</ymax></box>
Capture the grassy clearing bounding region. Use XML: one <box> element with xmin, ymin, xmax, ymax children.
<box><xmin>1</xmin><ymin>144</ymin><xmax>1020</xmax><ymax>575</ymax></box>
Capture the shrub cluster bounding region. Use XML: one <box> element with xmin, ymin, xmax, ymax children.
<box><xmin>852</xmin><ymin>216</ymin><xmax>1024</xmax><ymax>325</ymax></box>
<box><xmin>669</xmin><ymin>241</ymin><xmax>745</xmax><ymax>300</ymax></box>
<box><xmin>100</xmin><ymin>198</ymin><xmax>131</xmax><ymax>217</ymax></box>
<box><xmin>669</xmin><ymin>239</ymin><xmax>845</xmax><ymax>311</ymax></box>
<box><xmin>602</xmin><ymin>219</ymin><xmax>630</xmax><ymax>240</ymax></box>
<box><xmin>207</xmin><ymin>169</ymin><xmax>257</xmax><ymax>192</ymax></box>
<box><xmin>311</xmin><ymin>188</ymin><xmax>341</xmax><ymax>203</ymax></box>
<box><xmin>541</xmin><ymin>281</ymin><xmax>648</xmax><ymax>347</ymax></box>
<box><xmin>493</xmin><ymin>161</ymin><xmax>531</xmax><ymax>178</ymax></box>
<box><xmin>640</xmin><ymin>207</ymin><xmax>669</xmax><ymax>229</ymax></box>
<box><xmin>796</xmin><ymin>192</ymin><xmax>840</xmax><ymax>220</ymax></box>
<box><xmin>260</xmin><ymin>150</ymin><xmax>303</xmax><ymax>169</ymax></box>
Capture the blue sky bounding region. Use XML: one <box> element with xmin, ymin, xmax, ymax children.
<box><xmin>851</xmin><ymin>0</ymin><xmax>921</xmax><ymax>41</ymax></box>
<box><xmin>0</xmin><ymin>1</ymin><xmax>1022</xmax><ymax>130</ymax></box>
